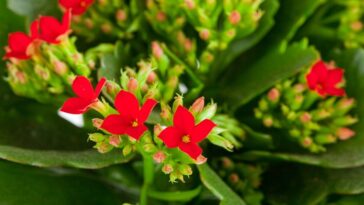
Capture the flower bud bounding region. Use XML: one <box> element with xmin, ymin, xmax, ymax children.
<box><xmin>84</xmin><ymin>18</ymin><xmax>94</xmax><ymax>29</ymax></box>
<box><xmin>229</xmin><ymin>173</ymin><xmax>240</xmax><ymax>184</ymax></box>
<box><xmin>196</xmin><ymin>103</ymin><xmax>217</xmax><ymax>122</ymax></box>
<box><xmin>301</xmin><ymin>137</ymin><xmax>313</xmax><ymax>147</ymax></box>
<box><xmin>294</xmin><ymin>83</ymin><xmax>306</xmax><ymax>93</ymax></box>
<box><xmin>53</xmin><ymin>60</ymin><xmax>68</xmax><ymax>75</ymax></box>
<box><xmin>143</xmin><ymin>144</ymin><xmax>157</xmax><ymax>153</ymax></box>
<box><xmin>300</xmin><ymin>112</ymin><xmax>312</xmax><ymax>123</ymax></box>
<box><xmin>160</xmin><ymin>104</ymin><xmax>172</xmax><ymax>121</ymax></box>
<box><xmin>229</xmin><ymin>11</ymin><xmax>241</xmax><ymax>25</ymax></box>
<box><xmin>208</xmin><ymin>134</ymin><xmax>233</xmax><ymax>151</ymax></box>
<box><xmin>123</xmin><ymin>144</ymin><xmax>133</xmax><ymax>156</ymax></box>
<box><xmin>178</xmin><ymin>164</ymin><xmax>193</xmax><ymax>176</ymax></box>
<box><xmin>152</xmin><ymin>41</ymin><xmax>163</xmax><ymax>60</ymax></box>
<box><xmin>351</xmin><ymin>21</ymin><xmax>363</xmax><ymax>31</ymax></box>
<box><xmin>190</xmin><ymin>97</ymin><xmax>205</xmax><ymax>115</ymax></box>
<box><xmin>15</xmin><ymin>71</ymin><xmax>27</xmax><ymax>84</ymax></box>
<box><xmin>195</xmin><ymin>155</ymin><xmax>207</xmax><ymax>165</ymax></box>
<box><xmin>267</xmin><ymin>88</ymin><xmax>280</xmax><ymax>102</ymax></box>
<box><xmin>92</xmin><ymin>118</ymin><xmax>104</xmax><ymax>129</ymax></box>
<box><xmin>162</xmin><ymin>164</ymin><xmax>174</xmax><ymax>174</ymax></box>
<box><xmin>154</xmin><ymin>124</ymin><xmax>163</xmax><ymax>137</ymax></box>
<box><xmin>199</xmin><ymin>29</ymin><xmax>210</xmax><ymax>41</ymax></box>
<box><xmin>184</xmin><ymin>38</ymin><xmax>193</xmax><ymax>52</ymax></box>
<box><xmin>172</xmin><ymin>95</ymin><xmax>183</xmax><ymax>112</ymax></box>
<box><xmin>147</xmin><ymin>71</ymin><xmax>157</xmax><ymax>84</ymax></box>
<box><xmin>96</xmin><ymin>141</ymin><xmax>113</xmax><ymax>153</ymax></box>
<box><xmin>337</xmin><ymin>128</ymin><xmax>355</xmax><ymax>140</ymax></box>
<box><xmin>185</xmin><ymin>0</ymin><xmax>195</xmax><ymax>9</ymax></box>
<box><xmin>153</xmin><ymin>151</ymin><xmax>166</xmax><ymax>163</ymax></box>
<box><xmin>89</xmin><ymin>133</ymin><xmax>105</xmax><ymax>142</ymax></box>
<box><xmin>101</xmin><ymin>23</ymin><xmax>112</xmax><ymax>34</ymax></box>
<box><xmin>105</xmin><ymin>81</ymin><xmax>121</xmax><ymax>97</ymax></box>
<box><xmin>221</xmin><ymin>157</ymin><xmax>234</xmax><ymax>169</ymax></box>
<box><xmin>35</xmin><ymin>66</ymin><xmax>50</xmax><ymax>80</ymax></box>
<box><xmin>109</xmin><ymin>135</ymin><xmax>121</xmax><ymax>147</ymax></box>
<box><xmin>116</xmin><ymin>9</ymin><xmax>127</xmax><ymax>22</ymax></box>
<box><xmin>263</xmin><ymin>116</ymin><xmax>273</xmax><ymax>127</ymax></box>
<box><xmin>156</xmin><ymin>11</ymin><xmax>166</xmax><ymax>22</ymax></box>
<box><xmin>127</xmin><ymin>78</ymin><xmax>138</xmax><ymax>93</ymax></box>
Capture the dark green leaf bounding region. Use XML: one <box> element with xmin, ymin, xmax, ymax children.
<box><xmin>198</xmin><ymin>164</ymin><xmax>246</xmax><ymax>205</ymax></box>
<box><xmin>7</xmin><ymin>0</ymin><xmax>60</xmax><ymax>21</ymax></box>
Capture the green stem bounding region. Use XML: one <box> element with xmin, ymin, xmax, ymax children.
<box><xmin>140</xmin><ymin>154</ymin><xmax>154</xmax><ymax>205</ymax></box>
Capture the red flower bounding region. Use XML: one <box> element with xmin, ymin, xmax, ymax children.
<box><xmin>4</xmin><ymin>21</ymin><xmax>39</xmax><ymax>60</ymax></box>
<box><xmin>38</xmin><ymin>10</ymin><xmax>71</xmax><ymax>44</ymax></box>
<box><xmin>61</xmin><ymin>76</ymin><xmax>106</xmax><ymax>114</ymax></box>
<box><xmin>59</xmin><ymin>0</ymin><xmax>94</xmax><ymax>15</ymax></box>
<box><xmin>306</xmin><ymin>60</ymin><xmax>345</xmax><ymax>97</ymax></box>
<box><xmin>158</xmin><ymin>106</ymin><xmax>216</xmax><ymax>159</ymax></box>
<box><xmin>101</xmin><ymin>91</ymin><xmax>157</xmax><ymax>140</ymax></box>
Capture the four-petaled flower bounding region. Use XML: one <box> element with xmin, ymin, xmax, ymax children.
<box><xmin>306</xmin><ymin>60</ymin><xmax>345</xmax><ymax>97</ymax></box>
<box><xmin>38</xmin><ymin>9</ymin><xmax>71</xmax><ymax>44</ymax></box>
<box><xmin>101</xmin><ymin>91</ymin><xmax>157</xmax><ymax>140</ymax></box>
<box><xmin>59</xmin><ymin>0</ymin><xmax>94</xmax><ymax>15</ymax></box>
<box><xmin>4</xmin><ymin>21</ymin><xmax>39</xmax><ymax>60</ymax></box>
<box><xmin>158</xmin><ymin>106</ymin><xmax>216</xmax><ymax>159</ymax></box>
<box><xmin>61</xmin><ymin>76</ymin><xmax>106</xmax><ymax>114</ymax></box>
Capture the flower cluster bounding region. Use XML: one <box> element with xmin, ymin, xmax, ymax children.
<box><xmin>3</xmin><ymin>10</ymin><xmax>91</xmax><ymax>103</ymax></box>
<box><xmin>254</xmin><ymin>60</ymin><xmax>357</xmax><ymax>152</ymax></box>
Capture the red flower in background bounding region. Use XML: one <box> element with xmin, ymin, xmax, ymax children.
<box><xmin>59</xmin><ymin>0</ymin><xmax>94</xmax><ymax>15</ymax></box>
<box><xmin>61</xmin><ymin>76</ymin><xmax>106</xmax><ymax>114</ymax></box>
<box><xmin>101</xmin><ymin>91</ymin><xmax>157</xmax><ymax>140</ymax></box>
<box><xmin>306</xmin><ymin>60</ymin><xmax>345</xmax><ymax>97</ymax></box>
<box><xmin>38</xmin><ymin>9</ymin><xmax>71</xmax><ymax>44</ymax></box>
<box><xmin>4</xmin><ymin>21</ymin><xmax>39</xmax><ymax>60</ymax></box>
<box><xmin>158</xmin><ymin>106</ymin><xmax>216</xmax><ymax>159</ymax></box>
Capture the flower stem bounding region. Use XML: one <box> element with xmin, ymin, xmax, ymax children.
<box><xmin>140</xmin><ymin>154</ymin><xmax>154</xmax><ymax>205</ymax></box>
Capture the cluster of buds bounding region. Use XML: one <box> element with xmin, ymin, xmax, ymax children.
<box><xmin>3</xmin><ymin>10</ymin><xmax>91</xmax><ymax>103</ymax></box>
<box><xmin>59</xmin><ymin>0</ymin><xmax>141</xmax><ymax>42</ymax></box>
<box><xmin>146</xmin><ymin>0</ymin><xmax>263</xmax><ymax>72</ymax></box>
<box><xmin>254</xmin><ymin>60</ymin><xmax>357</xmax><ymax>152</ymax></box>
<box><xmin>212</xmin><ymin>157</ymin><xmax>264</xmax><ymax>205</ymax></box>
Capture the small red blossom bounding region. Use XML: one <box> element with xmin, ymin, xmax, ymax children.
<box><xmin>38</xmin><ymin>10</ymin><xmax>71</xmax><ymax>44</ymax></box>
<box><xmin>61</xmin><ymin>76</ymin><xmax>106</xmax><ymax>114</ymax></box>
<box><xmin>159</xmin><ymin>106</ymin><xmax>216</xmax><ymax>159</ymax></box>
<box><xmin>4</xmin><ymin>21</ymin><xmax>39</xmax><ymax>60</ymax></box>
<box><xmin>101</xmin><ymin>91</ymin><xmax>157</xmax><ymax>140</ymax></box>
<box><xmin>306</xmin><ymin>60</ymin><xmax>345</xmax><ymax>97</ymax></box>
<box><xmin>59</xmin><ymin>0</ymin><xmax>94</xmax><ymax>15</ymax></box>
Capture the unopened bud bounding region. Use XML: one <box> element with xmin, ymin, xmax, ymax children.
<box><xmin>15</xmin><ymin>71</ymin><xmax>27</xmax><ymax>84</ymax></box>
<box><xmin>116</xmin><ymin>9</ymin><xmax>127</xmax><ymax>22</ymax></box>
<box><xmin>294</xmin><ymin>83</ymin><xmax>306</xmax><ymax>93</ymax></box>
<box><xmin>199</xmin><ymin>29</ymin><xmax>210</xmax><ymax>40</ymax></box>
<box><xmin>96</xmin><ymin>141</ymin><xmax>113</xmax><ymax>153</ymax></box>
<box><xmin>156</xmin><ymin>11</ymin><xmax>166</xmax><ymax>22</ymax></box>
<box><xmin>195</xmin><ymin>155</ymin><xmax>207</xmax><ymax>165</ymax></box>
<box><xmin>162</xmin><ymin>164</ymin><xmax>174</xmax><ymax>174</ymax></box>
<box><xmin>196</xmin><ymin>103</ymin><xmax>217</xmax><ymax>122</ymax></box>
<box><xmin>153</xmin><ymin>151</ymin><xmax>166</xmax><ymax>163</ymax></box>
<box><xmin>301</xmin><ymin>137</ymin><xmax>312</xmax><ymax>147</ymax></box>
<box><xmin>143</xmin><ymin>144</ymin><xmax>156</xmax><ymax>153</ymax></box>
<box><xmin>123</xmin><ymin>144</ymin><xmax>133</xmax><ymax>156</ymax></box>
<box><xmin>109</xmin><ymin>135</ymin><xmax>121</xmax><ymax>147</ymax></box>
<box><xmin>351</xmin><ymin>21</ymin><xmax>363</xmax><ymax>31</ymax></box>
<box><xmin>160</xmin><ymin>104</ymin><xmax>172</xmax><ymax>121</ymax></box>
<box><xmin>147</xmin><ymin>71</ymin><xmax>157</xmax><ymax>84</ymax></box>
<box><xmin>35</xmin><ymin>66</ymin><xmax>50</xmax><ymax>80</ymax></box>
<box><xmin>53</xmin><ymin>60</ymin><xmax>68</xmax><ymax>75</ymax></box>
<box><xmin>300</xmin><ymin>112</ymin><xmax>312</xmax><ymax>123</ymax></box>
<box><xmin>127</xmin><ymin>78</ymin><xmax>138</xmax><ymax>93</ymax></box>
<box><xmin>101</xmin><ymin>23</ymin><xmax>112</xmax><ymax>34</ymax></box>
<box><xmin>89</xmin><ymin>133</ymin><xmax>105</xmax><ymax>142</ymax></box>
<box><xmin>92</xmin><ymin>118</ymin><xmax>103</xmax><ymax>129</ymax></box>
<box><xmin>221</xmin><ymin>157</ymin><xmax>234</xmax><ymax>169</ymax></box>
<box><xmin>337</xmin><ymin>128</ymin><xmax>355</xmax><ymax>140</ymax></box>
<box><xmin>184</xmin><ymin>38</ymin><xmax>193</xmax><ymax>52</ymax></box>
<box><xmin>172</xmin><ymin>95</ymin><xmax>184</xmax><ymax>112</ymax></box>
<box><xmin>267</xmin><ymin>88</ymin><xmax>280</xmax><ymax>102</ymax></box>
<box><xmin>229</xmin><ymin>11</ymin><xmax>241</xmax><ymax>25</ymax></box>
<box><xmin>339</xmin><ymin>98</ymin><xmax>354</xmax><ymax>110</ymax></box>
<box><xmin>178</xmin><ymin>164</ymin><xmax>193</xmax><ymax>176</ymax></box>
<box><xmin>229</xmin><ymin>173</ymin><xmax>239</xmax><ymax>184</ymax></box>
<box><xmin>105</xmin><ymin>81</ymin><xmax>121</xmax><ymax>97</ymax></box>
<box><xmin>263</xmin><ymin>116</ymin><xmax>273</xmax><ymax>127</ymax></box>
<box><xmin>185</xmin><ymin>0</ymin><xmax>195</xmax><ymax>9</ymax></box>
<box><xmin>190</xmin><ymin>97</ymin><xmax>205</xmax><ymax>114</ymax></box>
<box><xmin>84</xmin><ymin>18</ymin><xmax>94</xmax><ymax>29</ymax></box>
<box><xmin>152</xmin><ymin>41</ymin><xmax>163</xmax><ymax>60</ymax></box>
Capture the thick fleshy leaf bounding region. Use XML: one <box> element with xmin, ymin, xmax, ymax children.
<box><xmin>198</xmin><ymin>164</ymin><xmax>246</xmax><ymax>205</ymax></box>
<box><xmin>158</xmin><ymin>127</ymin><xmax>181</xmax><ymax>148</ymax></box>
<box><xmin>174</xmin><ymin>106</ymin><xmax>195</xmax><ymax>134</ymax></box>
<box><xmin>114</xmin><ymin>91</ymin><xmax>139</xmax><ymax>119</ymax></box>
<box><xmin>189</xmin><ymin>119</ymin><xmax>216</xmax><ymax>143</ymax></box>
<box><xmin>101</xmin><ymin>114</ymin><xmax>128</xmax><ymax>135</ymax></box>
<box><xmin>8</xmin><ymin>0</ymin><xmax>60</xmax><ymax>21</ymax></box>
<box><xmin>179</xmin><ymin>143</ymin><xmax>202</xmax><ymax>159</ymax></box>
<box><xmin>138</xmin><ymin>99</ymin><xmax>158</xmax><ymax>123</ymax></box>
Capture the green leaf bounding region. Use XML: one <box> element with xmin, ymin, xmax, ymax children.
<box><xmin>7</xmin><ymin>0</ymin><xmax>60</xmax><ymax>21</ymax></box>
<box><xmin>198</xmin><ymin>164</ymin><xmax>246</xmax><ymax>205</ymax></box>
<box><xmin>213</xmin><ymin>41</ymin><xmax>319</xmax><ymax>111</ymax></box>
<box><xmin>328</xmin><ymin>195</ymin><xmax>364</xmax><ymax>205</ymax></box>
<box><xmin>263</xmin><ymin>164</ymin><xmax>364</xmax><ymax>205</ymax></box>
<box><xmin>148</xmin><ymin>186</ymin><xmax>202</xmax><ymax>201</ymax></box>
<box><xmin>239</xmin><ymin>48</ymin><xmax>364</xmax><ymax>169</ymax></box>
<box><xmin>0</xmin><ymin>160</ymin><xmax>123</xmax><ymax>205</ymax></box>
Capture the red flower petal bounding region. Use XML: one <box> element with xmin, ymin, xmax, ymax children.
<box><xmin>179</xmin><ymin>143</ymin><xmax>202</xmax><ymax>159</ymax></box>
<box><xmin>59</xmin><ymin>0</ymin><xmax>94</xmax><ymax>15</ymax></box>
<box><xmin>189</xmin><ymin>119</ymin><xmax>216</xmax><ymax>143</ymax></box>
<box><xmin>158</xmin><ymin>127</ymin><xmax>181</xmax><ymax>148</ymax></box>
<box><xmin>5</xmin><ymin>32</ymin><xmax>32</xmax><ymax>59</ymax></box>
<box><xmin>173</xmin><ymin>106</ymin><xmax>195</xmax><ymax>134</ymax></box>
<box><xmin>126</xmin><ymin>124</ymin><xmax>148</xmax><ymax>140</ymax></box>
<box><xmin>95</xmin><ymin>77</ymin><xmax>106</xmax><ymax>96</ymax></box>
<box><xmin>325</xmin><ymin>87</ymin><xmax>346</xmax><ymax>97</ymax></box>
<box><xmin>138</xmin><ymin>99</ymin><xmax>157</xmax><ymax>123</ymax></box>
<box><xmin>30</xmin><ymin>20</ymin><xmax>39</xmax><ymax>39</ymax></box>
<box><xmin>306</xmin><ymin>60</ymin><xmax>328</xmax><ymax>89</ymax></box>
<box><xmin>114</xmin><ymin>91</ymin><xmax>139</xmax><ymax>119</ymax></box>
<box><xmin>39</xmin><ymin>11</ymin><xmax>71</xmax><ymax>44</ymax></box>
<box><xmin>326</xmin><ymin>69</ymin><xmax>344</xmax><ymax>87</ymax></box>
<box><xmin>60</xmin><ymin>97</ymin><xmax>92</xmax><ymax>114</ymax></box>
<box><xmin>72</xmin><ymin>76</ymin><xmax>95</xmax><ymax>99</ymax></box>
<box><xmin>101</xmin><ymin>114</ymin><xmax>129</xmax><ymax>134</ymax></box>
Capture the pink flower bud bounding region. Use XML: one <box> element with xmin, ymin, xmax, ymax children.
<box><xmin>300</xmin><ymin>112</ymin><xmax>312</xmax><ymax>123</ymax></box>
<box><xmin>147</xmin><ymin>71</ymin><xmax>157</xmax><ymax>84</ymax></box>
<box><xmin>109</xmin><ymin>135</ymin><xmax>121</xmax><ymax>147</ymax></box>
<box><xmin>160</xmin><ymin>105</ymin><xmax>172</xmax><ymax>121</ymax></box>
<box><xmin>152</xmin><ymin>41</ymin><xmax>163</xmax><ymax>60</ymax></box>
<box><xmin>127</xmin><ymin>78</ymin><xmax>138</xmax><ymax>93</ymax></box>
<box><xmin>337</xmin><ymin>128</ymin><xmax>355</xmax><ymax>140</ymax></box>
<box><xmin>162</xmin><ymin>164</ymin><xmax>174</xmax><ymax>174</ymax></box>
<box><xmin>302</xmin><ymin>137</ymin><xmax>312</xmax><ymax>147</ymax></box>
<box><xmin>84</xmin><ymin>18</ymin><xmax>94</xmax><ymax>29</ymax></box>
<box><xmin>153</xmin><ymin>151</ymin><xmax>166</xmax><ymax>163</ymax></box>
<box><xmin>179</xmin><ymin>164</ymin><xmax>193</xmax><ymax>175</ymax></box>
<box><xmin>154</xmin><ymin>124</ymin><xmax>162</xmax><ymax>137</ymax></box>
<box><xmin>16</xmin><ymin>71</ymin><xmax>27</xmax><ymax>84</ymax></box>
<box><xmin>267</xmin><ymin>88</ymin><xmax>280</xmax><ymax>102</ymax></box>
<box><xmin>351</xmin><ymin>21</ymin><xmax>363</xmax><ymax>31</ymax></box>
<box><xmin>101</xmin><ymin>23</ymin><xmax>112</xmax><ymax>34</ymax></box>
<box><xmin>339</xmin><ymin>98</ymin><xmax>354</xmax><ymax>109</ymax></box>
<box><xmin>53</xmin><ymin>60</ymin><xmax>68</xmax><ymax>75</ymax></box>
<box><xmin>184</xmin><ymin>38</ymin><xmax>193</xmax><ymax>52</ymax></box>
<box><xmin>156</xmin><ymin>11</ymin><xmax>166</xmax><ymax>22</ymax></box>
<box><xmin>263</xmin><ymin>117</ymin><xmax>273</xmax><ymax>127</ymax></box>
<box><xmin>185</xmin><ymin>0</ymin><xmax>195</xmax><ymax>9</ymax></box>
<box><xmin>294</xmin><ymin>83</ymin><xmax>306</xmax><ymax>93</ymax></box>
<box><xmin>190</xmin><ymin>97</ymin><xmax>205</xmax><ymax>114</ymax></box>
<box><xmin>229</xmin><ymin>11</ymin><xmax>241</xmax><ymax>25</ymax></box>
<box><xmin>229</xmin><ymin>173</ymin><xmax>239</xmax><ymax>184</ymax></box>
<box><xmin>221</xmin><ymin>157</ymin><xmax>233</xmax><ymax>169</ymax></box>
<box><xmin>35</xmin><ymin>67</ymin><xmax>50</xmax><ymax>80</ymax></box>
<box><xmin>92</xmin><ymin>118</ymin><xmax>104</xmax><ymax>129</ymax></box>
<box><xmin>199</xmin><ymin>29</ymin><xmax>210</xmax><ymax>40</ymax></box>
<box><xmin>116</xmin><ymin>9</ymin><xmax>127</xmax><ymax>22</ymax></box>
<box><xmin>195</xmin><ymin>155</ymin><xmax>207</xmax><ymax>165</ymax></box>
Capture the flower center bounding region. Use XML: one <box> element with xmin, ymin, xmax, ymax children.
<box><xmin>132</xmin><ymin>120</ymin><xmax>138</xmax><ymax>127</ymax></box>
<box><xmin>182</xmin><ymin>135</ymin><xmax>190</xmax><ymax>143</ymax></box>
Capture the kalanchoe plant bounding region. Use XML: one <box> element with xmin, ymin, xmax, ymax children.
<box><xmin>254</xmin><ymin>60</ymin><xmax>357</xmax><ymax>152</ymax></box>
